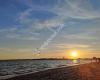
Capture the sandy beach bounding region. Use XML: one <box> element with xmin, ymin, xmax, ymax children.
<box><xmin>79</xmin><ymin>62</ymin><xmax>100</xmax><ymax>80</ymax></box>
<box><xmin>4</xmin><ymin>63</ymin><xmax>100</xmax><ymax>80</ymax></box>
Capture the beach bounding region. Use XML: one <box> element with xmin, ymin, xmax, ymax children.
<box><xmin>0</xmin><ymin>59</ymin><xmax>90</xmax><ymax>80</ymax></box>
<box><xmin>4</xmin><ymin>62</ymin><xmax>100</xmax><ymax>80</ymax></box>
<box><xmin>79</xmin><ymin>62</ymin><xmax>100</xmax><ymax>80</ymax></box>
<box><xmin>5</xmin><ymin>65</ymin><xmax>80</xmax><ymax>80</ymax></box>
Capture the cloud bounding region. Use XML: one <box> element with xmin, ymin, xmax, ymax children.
<box><xmin>0</xmin><ymin>48</ymin><xmax>32</xmax><ymax>53</ymax></box>
<box><xmin>62</xmin><ymin>33</ymin><xmax>95</xmax><ymax>40</ymax></box>
<box><xmin>6</xmin><ymin>34</ymin><xmax>38</xmax><ymax>40</ymax></box>
<box><xmin>18</xmin><ymin>8</ymin><xmax>34</xmax><ymax>24</ymax></box>
<box><xmin>55</xmin><ymin>0</ymin><xmax>100</xmax><ymax>19</ymax></box>
<box><xmin>42</xmin><ymin>43</ymin><xmax>90</xmax><ymax>54</ymax></box>
<box><xmin>62</xmin><ymin>25</ymin><xmax>100</xmax><ymax>41</ymax></box>
<box><xmin>1</xmin><ymin>0</ymin><xmax>99</xmax><ymax>50</ymax></box>
<box><xmin>0</xmin><ymin>48</ymin><xmax>12</xmax><ymax>52</ymax></box>
<box><xmin>17</xmin><ymin>0</ymin><xmax>100</xmax><ymax>31</ymax></box>
<box><xmin>55</xmin><ymin>43</ymin><xmax>90</xmax><ymax>49</ymax></box>
<box><xmin>0</xmin><ymin>27</ymin><xmax>17</xmax><ymax>32</ymax></box>
<box><xmin>0</xmin><ymin>27</ymin><xmax>39</xmax><ymax>40</ymax></box>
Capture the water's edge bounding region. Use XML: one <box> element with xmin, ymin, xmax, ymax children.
<box><xmin>0</xmin><ymin>60</ymin><xmax>91</xmax><ymax>80</ymax></box>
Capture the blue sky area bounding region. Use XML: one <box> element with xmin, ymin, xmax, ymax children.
<box><xmin>0</xmin><ymin>0</ymin><xmax>100</xmax><ymax>59</ymax></box>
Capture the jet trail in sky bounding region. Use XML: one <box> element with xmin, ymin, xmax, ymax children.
<box><xmin>33</xmin><ymin>24</ymin><xmax>65</xmax><ymax>54</ymax></box>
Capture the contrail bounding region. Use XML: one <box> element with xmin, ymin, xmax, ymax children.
<box><xmin>33</xmin><ymin>24</ymin><xmax>65</xmax><ymax>54</ymax></box>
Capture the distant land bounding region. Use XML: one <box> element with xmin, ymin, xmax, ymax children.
<box><xmin>0</xmin><ymin>58</ymin><xmax>92</xmax><ymax>61</ymax></box>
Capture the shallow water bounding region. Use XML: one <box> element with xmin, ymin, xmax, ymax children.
<box><xmin>0</xmin><ymin>59</ymin><xmax>91</xmax><ymax>79</ymax></box>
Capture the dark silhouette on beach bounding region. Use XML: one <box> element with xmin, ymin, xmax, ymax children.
<box><xmin>92</xmin><ymin>57</ymin><xmax>100</xmax><ymax>63</ymax></box>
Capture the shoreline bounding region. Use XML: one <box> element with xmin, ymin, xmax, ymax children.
<box><xmin>4</xmin><ymin>63</ymin><xmax>100</xmax><ymax>80</ymax></box>
<box><xmin>0</xmin><ymin>64</ymin><xmax>79</xmax><ymax>80</ymax></box>
<box><xmin>5</xmin><ymin>64</ymin><xmax>81</xmax><ymax>80</ymax></box>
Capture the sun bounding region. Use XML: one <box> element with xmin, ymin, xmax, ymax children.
<box><xmin>71</xmin><ymin>51</ymin><xmax>78</xmax><ymax>57</ymax></box>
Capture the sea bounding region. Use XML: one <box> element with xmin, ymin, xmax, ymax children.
<box><xmin>0</xmin><ymin>59</ymin><xmax>91</xmax><ymax>80</ymax></box>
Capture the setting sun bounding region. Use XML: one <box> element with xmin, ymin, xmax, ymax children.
<box><xmin>71</xmin><ymin>51</ymin><xmax>78</xmax><ymax>58</ymax></box>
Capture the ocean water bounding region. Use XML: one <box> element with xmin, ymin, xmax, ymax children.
<box><xmin>0</xmin><ymin>59</ymin><xmax>91</xmax><ymax>80</ymax></box>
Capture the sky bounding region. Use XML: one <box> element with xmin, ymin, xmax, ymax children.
<box><xmin>0</xmin><ymin>0</ymin><xmax>100</xmax><ymax>60</ymax></box>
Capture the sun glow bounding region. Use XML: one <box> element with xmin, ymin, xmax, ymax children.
<box><xmin>71</xmin><ymin>51</ymin><xmax>78</xmax><ymax>58</ymax></box>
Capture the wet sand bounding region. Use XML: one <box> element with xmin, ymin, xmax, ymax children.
<box><xmin>79</xmin><ymin>63</ymin><xmax>100</xmax><ymax>80</ymax></box>
<box><xmin>5</xmin><ymin>63</ymin><xmax>100</xmax><ymax>80</ymax></box>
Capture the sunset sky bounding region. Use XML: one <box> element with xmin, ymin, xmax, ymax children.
<box><xmin>0</xmin><ymin>0</ymin><xmax>100</xmax><ymax>60</ymax></box>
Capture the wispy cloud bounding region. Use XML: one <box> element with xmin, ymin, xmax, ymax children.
<box><xmin>61</xmin><ymin>25</ymin><xmax>100</xmax><ymax>41</ymax></box>
<box><xmin>55</xmin><ymin>43</ymin><xmax>90</xmax><ymax>49</ymax></box>
<box><xmin>0</xmin><ymin>27</ymin><xmax>17</xmax><ymax>32</ymax></box>
<box><xmin>0</xmin><ymin>48</ymin><xmax>32</xmax><ymax>53</ymax></box>
<box><xmin>1</xmin><ymin>0</ymin><xmax>100</xmax><ymax>59</ymax></box>
<box><xmin>6</xmin><ymin>34</ymin><xmax>38</xmax><ymax>40</ymax></box>
<box><xmin>17</xmin><ymin>0</ymin><xmax>100</xmax><ymax>30</ymax></box>
<box><xmin>0</xmin><ymin>27</ymin><xmax>39</xmax><ymax>40</ymax></box>
<box><xmin>55</xmin><ymin>0</ymin><xmax>100</xmax><ymax>19</ymax></box>
<box><xmin>1</xmin><ymin>0</ymin><xmax>100</xmax><ymax>40</ymax></box>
